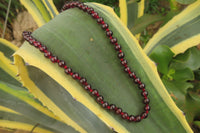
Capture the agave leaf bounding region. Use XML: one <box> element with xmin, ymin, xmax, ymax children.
<box><xmin>14</xmin><ymin>3</ymin><xmax>192</xmax><ymax>133</ymax></box>
<box><xmin>0</xmin><ymin>81</ymin><xmax>78</xmax><ymax>133</ymax></box>
<box><xmin>176</xmin><ymin>0</ymin><xmax>196</xmax><ymax>4</ymax></box>
<box><xmin>19</xmin><ymin>0</ymin><xmax>58</xmax><ymax>27</ymax></box>
<box><xmin>0</xmin><ymin>106</ymin><xmax>56</xmax><ymax>133</ymax></box>
<box><xmin>144</xmin><ymin>0</ymin><xmax>200</xmax><ymax>55</ymax></box>
<box><xmin>119</xmin><ymin>0</ymin><xmax>144</xmax><ymax>28</ymax></box>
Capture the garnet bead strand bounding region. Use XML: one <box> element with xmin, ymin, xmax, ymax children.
<box><xmin>23</xmin><ymin>1</ymin><xmax>150</xmax><ymax>123</ymax></box>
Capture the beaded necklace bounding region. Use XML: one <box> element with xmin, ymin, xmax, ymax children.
<box><xmin>23</xmin><ymin>1</ymin><xmax>150</xmax><ymax>122</ymax></box>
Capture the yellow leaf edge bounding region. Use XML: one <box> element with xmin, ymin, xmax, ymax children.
<box><xmin>171</xmin><ymin>34</ymin><xmax>200</xmax><ymax>55</ymax></box>
<box><xmin>0</xmin><ymin>52</ymin><xmax>19</xmax><ymax>81</ymax></box>
<box><xmin>144</xmin><ymin>0</ymin><xmax>200</xmax><ymax>54</ymax></box>
<box><xmin>41</xmin><ymin>0</ymin><xmax>59</xmax><ymax>18</ymax></box>
<box><xmin>14</xmin><ymin>55</ymin><xmax>88</xmax><ymax>133</ymax></box>
<box><xmin>0</xmin><ymin>105</ymin><xmax>20</xmax><ymax>115</ymax></box>
<box><xmin>0</xmin><ymin>120</ymin><xmax>53</xmax><ymax>133</ymax></box>
<box><xmin>137</xmin><ymin>0</ymin><xmax>145</xmax><ymax>18</ymax></box>
<box><xmin>19</xmin><ymin>0</ymin><xmax>46</xmax><ymax>27</ymax></box>
<box><xmin>0</xmin><ymin>38</ymin><xmax>18</xmax><ymax>51</ymax></box>
<box><xmin>119</xmin><ymin>0</ymin><xmax>128</xmax><ymax>26</ymax></box>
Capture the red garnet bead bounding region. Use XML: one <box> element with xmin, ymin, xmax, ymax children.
<box><xmin>135</xmin><ymin>115</ymin><xmax>141</xmax><ymax>122</ymax></box>
<box><xmin>82</xmin><ymin>5</ymin><xmax>88</xmax><ymax>11</ymax></box>
<box><xmin>121</xmin><ymin>59</ymin><xmax>127</xmax><ymax>65</ymax></box>
<box><xmin>65</xmin><ymin>68</ymin><xmax>72</xmax><ymax>74</ymax></box>
<box><xmin>129</xmin><ymin>115</ymin><xmax>135</xmax><ymax>122</ymax></box>
<box><xmin>58</xmin><ymin>60</ymin><xmax>65</xmax><ymax>67</ymax></box>
<box><xmin>121</xmin><ymin>112</ymin><xmax>128</xmax><ymax>119</ymax></box>
<box><xmin>91</xmin><ymin>89</ymin><xmax>98</xmax><ymax>96</ymax></box>
<box><xmin>144</xmin><ymin>105</ymin><xmax>150</xmax><ymax>111</ymax></box>
<box><xmin>118</xmin><ymin>52</ymin><xmax>124</xmax><ymax>58</ymax></box>
<box><xmin>44</xmin><ymin>51</ymin><xmax>52</xmax><ymax>58</ymax></box>
<box><xmin>91</xmin><ymin>12</ymin><xmax>98</xmax><ymax>18</ymax></box>
<box><xmin>124</xmin><ymin>67</ymin><xmax>130</xmax><ymax>73</ymax></box>
<box><xmin>106</xmin><ymin>30</ymin><xmax>113</xmax><ymax>37</ymax></box>
<box><xmin>110</xmin><ymin>37</ymin><xmax>117</xmax><ymax>44</ymax></box>
<box><xmin>84</xmin><ymin>84</ymin><xmax>91</xmax><ymax>90</ymax></box>
<box><xmin>141</xmin><ymin>112</ymin><xmax>148</xmax><ymax>119</ymax></box>
<box><xmin>143</xmin><ymin>98</ymin><xmax>150</xmax><ymax>104</ymax></box>
<box><xmin>39</xmin><ymin>46</ymin><xmax>47</xmax><ymax>52</ymax></box>
<box><xmin>110</xmin><ymin>104</ymin><xmax>116</xmax><ymax>110</ymax></box>
<box><xmin>72</xmin><ymin>73</ymin><xmax>79</xmax><ymax>79</ymax></box>
<box><xmin>33</xmin><ymin>42</ymin><xmax>41</xmax><ymax>47</ymax></box>
<box><xmin>80</xmin><ymin>78</ymin><xmax>87</xmax><ymax>84</ymax></box>
<box><xmin>129</xmin><ymin>72</ymin><xmax>136</xmax><ymax>78</ymax></box>
<box><xmin>97</xmin><ymin>17</ymin><xmax>103</xmax><ymax>24</ymax></box>
<box><xmin>139</xmin><ymin>83</ymin><xmax>145</xmax><ymax>89</ymax></box>
<box><xmin>87</xmin><ymin>7</ymin><xmax>94</xmax><ymax>14</ymax></box>
<box><xmin>102</xmin><ymin>102</ymin><xmax>109</xmax><ymax>108</ymax></box>
<box><xmin>96</xmin><ymin>96</ymin><xmax>104</xmax><ymax>102</ymax></box>
<box><xmin>141</xmin><ymin>91</ymin><xmax>148</xmax><ymax>97</ymax></box>
<box><xmin>51</xmin><ymin>56</ymin><xmax>58</xmax><ymax>63</ymax></box>
<box><xmin>78</xmin><ymin>3</ymin><xmax>84</xmax><ymax>9</ymax></box>
<box><xmin>134</xmin><ymin>77</ymin><xmax>140</xmax><ymax>84</ymax></box>
<box><xmin>116</xmin><ymin>108</ymin><xmax>122</xmax><ymax>114</ymax></box>
<box><xmin>102</xmin><ymin>23</ymin><xmax>109</xmax><ymax>30</ymax></box>
<box><xmin>115</xmin><ymin>44</ymin><xmax>121</xmax><ymax>51</ymax></box>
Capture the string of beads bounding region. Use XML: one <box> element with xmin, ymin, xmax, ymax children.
<box><xmin>23</xmin><ymin>1</ymin><xmax>150</xmax><ymax>122</ymax></box>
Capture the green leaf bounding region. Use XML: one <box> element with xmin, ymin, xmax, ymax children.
<box><xmin>170</xmin><ymin>47</ymin><xmax>200</xmax><ymax>71</ymax></box>
<box><xmin>149</xmin><ymin>45</ymin><xmax>174</xmax><ymax>75</ymax></box>
<box><xmin>162</xmin><ymin>78</ymin><xmax>193</xmax><ymax>110</ymax></box>
<box><xmin>0</xmin><ymin>81</ymin><xmax>78</xmax><ymax>133</ymax></box>
<box><xmin>170</xmin><ymin>68</ymin><xmax>194</xmax><ymax>81</ymax></box>
<box><xmin>15</xmin><ymin>2</ymin><xmax>192</xmax><ymax>133</ymax></box>
<box><xmin>144</xmin><ymin>0</ymin><xmax>200</xmax><ymax>55</ymax></box>
<box><xmin>176</xmin><ymin>0</ymin><xmax>197</xmax><ymax>4</ymax></box>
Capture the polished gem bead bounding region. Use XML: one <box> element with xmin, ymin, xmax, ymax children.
<box><xmin>97</xmin><ymin>17</ymin><xmax>103</xmax><ymax>23</ymax></box>
<box><xmin>33</xmin><ymin>42</ymin><xmax>41</xmax><ymax>47</ymax></box>
<box><xmin>91</xmin><ymin>12</ymin><xmax>98</xmax><ymax>18</ymax></box>
<box><xmin>141</xmin><ymin>112</ymin><xmax>148</xmax><ymax>119</ymax></box>
<box><xmin>72</xmin><ymin>73</ymin><xmax>79</xmax><ymax>79</ymax></box>
<box><xmin>73</xmin><ymin>2</ymin><xmax>79</xmax><ymax>6</ymax></box>
<box><xmin>96</xmin><ymin>96</ymin><xmax>104</xmax><ymax>102</ymax></box>
<box><xmin>139</xmin><ymin>83</ymin><xmax>145</xmax><ymax>89</ymax></box>
<box><xmin>110</xmin><ymin>37</ymin><xmax>117</xmax><ymax>44</ymax></box>
<box><xmin>121</xmin><ymin>112</ymin><xmax>128</xmax><ymax>119</ymax></box>
<box><xmin>91</xmin><ymin>89</ymin><xmax>98</xmax><ymax>95</ymax></box>
<box><xmin>65</xmin><ymin>68</ymin><xmax>72</xmax><ymax>74</ymax></box>
<box><xmin>129</xmin><ymin>72</ymin><xmax>136</xmax><ymax>78</ymax></box>
<box><xmin>39</xmin><ymin>46</ymin><xmax>47</xmax><ymax>52</ymax></box>
<box><xmin>106</xmin><ymin>30</ymin><xmax>113</xmax><ymax>37</ymax></box>
<box><xmin>144</xmin><ymin>105</ymin><xmax>150</xmax><ymax>111</ymax></box>
<box><xmin>78</xmin><ymin>3</ymin><xmax>84</xmax><ymax>9</ymax></box>
<box><xmin>102</xmin><ymin>102</ymin><xmax>108</xmax><ymax>108</ymax></box>
<box><xmin>129</xmin><ymin>115</ymin><xmax>135</xmax><ymax>122</ymax></box>
<box><xmin>44</xmin><ymin>51</ymin><xmax>52</xmax><ymax>58</ymax></box>
<box><xmin>110</xmin><ymin>104</ymin><xmax>116</xmax><ymax>110</ymax></box>
<box><xmin>115</xmin><ymin>44</ymin><xmax>121</xmax><ymax>51</ymax></box>
<box><xmin>143</xmin><ymin>98</ymin><xmax>150</xmax><ymax>104</ymax></box>
<box><xmin>135</xmin><ymin>115</ymin><xmax>141</xmax><ymax>122</ymax></box>
<box><xmin>118</xmin><ymin>52</ymin><xmax>124</xmax><ymax>58</ymax></box>
<box><xmin>58</xmin><ymin>60</ymin><xmax>65</xmax><ymax>67</ymax></box>
<box><xmin>84</xmin><ymin>85</ymin><xmax>91</xmax><ymax>90</ymax></box>
<box><xmin>63</xmin><ymin>3</ymin><xmax>70</xmax><ymax>9</ymax></box>
<box><xmin>87</xmin><ymin>7</ymin><xmax>94</xmax><ymax>14</ymax></box>
<box><xmin>102</xmin><ymin>23</ymin><xmax>109</xmax><ymax>30</ymax></box>
<box><xmin>82</xmin><ymin>5</ymin><xmax>88</xmax><ymax>11</ymax></box>
<box><xmin>121</xmin><ymin>59</ymin><xmax>127</xmax><ymax>65</ymax></box>
<box><xmin>141</xmin><ymin>91</ymin><xmax>148</xmax><ymax>97</ymax></box>
<box><xmin>51</xmin><ymin>56</ymin><xmax>58</xmax><ymax>63</ymax></box>
<box><xmin>116</xmin><ymin>108</ymin><xmax>122</xmax><ymax>114</ymax></box>
<box><xmin>124</xmin><ymin>67</ymin><xmax>130</xmax><ymax>73</ymax></box>
<box><xmin>134</xmin><ymin>77</ymin><xmax>140</xmax><ymax>84</ymax></box>
<box><xmin>80</xmin><ymin>78</ymin><xmax>87</xmax><ymax>84</ymax></box>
